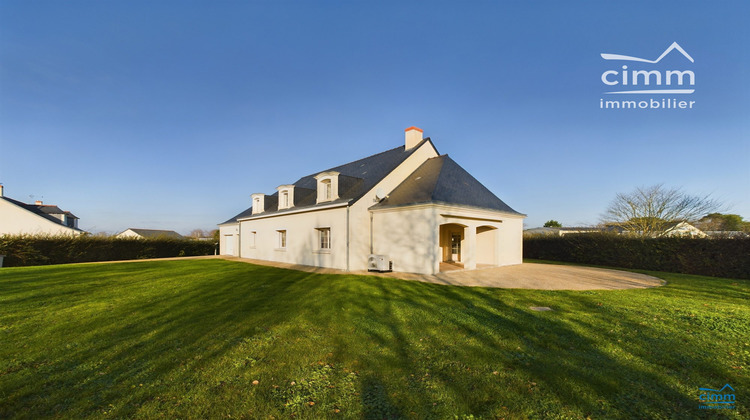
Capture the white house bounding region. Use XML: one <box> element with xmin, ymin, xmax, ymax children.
<box><xmin>0</xmin><ymin>185</ymin><xmax>85</xmax><ymax>236</ymax></box>
<box><xmin>661</xmin><ymin>221</ymin><xmax>707</xmax><ymax>238</ymax></box>
<box><xmin>116</xmin><ymin>228</ymin><xmax>184</xmax><ymax>239</ymax></box>
<box><xmin>219</xmin><ymin>127</ymin><xmax>525</xmax><ymax>275</ymax></box>
<box><xmin>524</xmin><ymin>222</ymin><xmax>707</xmax><ymax>238</ymax></box>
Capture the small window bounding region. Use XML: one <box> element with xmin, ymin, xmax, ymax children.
<box><xmin>277</xmin><ymin>230</ymin><xmax>287</xmax><ymax>248</ymax></box>
<box><xmin>249</xmin><ymin>231</ymin><xmax>256</xmax><ymax>248</ymax></box>
<box><xmin>281</xmin><ymin>191</ymin><xmax>289</xmax><ymax>208</ymax></box>
<box><xmin>318</xmin><ymin>228</ymin><xmax>330</xmax><ymax>249</ymax></box>
<box><xmin>321</xmin><ymin>179</ymin><xmax>332</xmax><ymax>201</ymax></box>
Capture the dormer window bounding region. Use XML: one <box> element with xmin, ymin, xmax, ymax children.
<box><xmin>314</xmin><ymin>171</ymin><xmax>340</xmax><ymax>204</ymax></box>
<box><xmin>322</xmin><ymin>179</ymin><xmax>332</xmax><ymax>200</ymax></box>
<box><xmin>276</xmin><ymin>185</ymin><xmax>295</xmax><ymax>210</ymax></box>
<box><xmin>251</xmin><ymin>193</ymin><xmax>265</xmax><ymax>214</ymax></box>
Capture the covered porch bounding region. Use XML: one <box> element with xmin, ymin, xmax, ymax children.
<box><xmin>437</xmin><ymin>216</ymin><xmax>503</xmax><ymax>273</ymax></box>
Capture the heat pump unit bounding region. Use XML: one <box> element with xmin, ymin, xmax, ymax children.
<box><xmin>367</xmin><ymin>254</ymin><xmax>392</xmax><ymax>272</ymax></box>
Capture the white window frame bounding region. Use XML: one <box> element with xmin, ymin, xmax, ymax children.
<box><xmin>314</xmin><ymin>172</ymin><xmax>339</xmax><ymax>204</ymax></box>
<box><xmin>317</xmin><ymin>227</ymin><xmax>331</xmax><ymax>251</ymax></box>
<box><xmin>248</xmin><ymin>231</ymin><xmax>256</xmax><ymax>248</ymax></box>
<box><xmin>322</xmin><ymin>179</ymin><xmax>332</xmax><ymax>201</ymax></box>
<box><xmin>277</xmin><ymin>230</ymin><xmax>287</xmax><ymax>249</ymax></box>
<box><xmin>276</xmin><ymin>185</ymin><xmax>295</xmax><ymax>210</ymax></box>
<box><xmin>281</xmin><ymin>191</ymin><xmax>289</xmax><ymax>208</ymax></box>
<box><xmin>252</xmin><ymin>193</ymin><xmax>265</xmax><ymax>214</ymax></box>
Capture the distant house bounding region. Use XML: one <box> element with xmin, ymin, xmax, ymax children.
<box><xmin>116</xmin><ymin>228</ymin><xmax>184</xmax><ymax>239</ymax></box>
<box><xmin>524</xmin><ymin>222</ymin><xmax>706</xmax><ymax>238</ymax></box>
<box><xmin>704</xmin><ymin>231</ymin><xmax>749</xmax><ymax>239</ymax></box>
<box><xmin>524</xmin><ymin>226</ymin><xmax>610</xmax><ymax>236</ymax></box>
<box><xmin>0</xmin><ymin>185</ymin><xmax>85</xmax><ymax>236</ymax></box>
<box><xmin>523</xmin><ymin>227</ymin><xmax>560</xmax><ymax>236</ymax></box>
<box><xmin>660</xmin><ymin>221</ymin><xmax>706</xmax><ymax>238</ymax></box>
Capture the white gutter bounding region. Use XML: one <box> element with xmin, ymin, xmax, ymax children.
<box><xmin>237</xmin><ymin>201</ymin><xmax>350</xmax><ymax>221</ymax></box>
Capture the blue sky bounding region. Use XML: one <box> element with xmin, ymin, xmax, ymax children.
<box><xmin>1</xmin><ymin>1</ymin><xmax>748</xmax><ymax>233</ymax></box>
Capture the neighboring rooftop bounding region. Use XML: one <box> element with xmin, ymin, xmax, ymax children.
<box><xmin>0</xmin><ymin>195</ymin><xmax>84</xmax><ymax>231</ymax></box>
<box><xmin>37</xmin><ymin>205</ymin><xmax>79</xmax><ymax>219</ymax></box>
<box><xmin>119</xmin><ymin>228</ymin><xmax>184</xmax><ymax>239</ymax></box>
<box><xmin>372</xmin><ymin>155</ymin><xmax>522</xmax><ymax>214</ymax></box>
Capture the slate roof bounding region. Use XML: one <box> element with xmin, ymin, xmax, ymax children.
<box><xmin>371</xmin><ymin>155</ymin><xmax>521</xmax><ymax>214</ymax></box>
<box><xmin>122</xmin><ymin>228</ymin><xmax>184</xmax><ymax>239</ymax></box>
<box><xmin>37</xmin><ymin>205</ymin><xmax>79</xmax><ymax>219</ymax></box>
<box><xmin>220</xmin><ymin>205</ymin><xmax>255</xmax><ymax>225</ymax></box>
<box><xmin>0</xmin><ymin>196</ymin><xmax>84</xmax><ymax>231</ymax></box>
<box><xmin>290</xmin><ymin>142</ymin><xmax>430</xmax><ymax>200</ymax></box>
<box><xmin>221</xmin><ymin>140</ymin><xmax>436</xmax><ymax>223</ymax></box>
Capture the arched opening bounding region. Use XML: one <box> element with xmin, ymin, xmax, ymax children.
<box><xmin>476</xmin><ymin>225</ymin><xmax>498</xmax><ymax>267</ymax></box>
<box><xmin>439</xmin><ymin>223</ymin><xmax>467</xmax><ymax>271</ymax></box>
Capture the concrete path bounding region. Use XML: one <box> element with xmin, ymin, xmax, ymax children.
<box><xmin>220</xmin><ymin>256</ymin><xmax>664</xmax><ymax>290</ymax></box>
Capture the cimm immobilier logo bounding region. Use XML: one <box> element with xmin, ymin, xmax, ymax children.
<box><xmin>698</xmin><ymin>383</ymin><xmax>736</xmax><ymax>410</ymax></box>
<box><xmin>599</xmin><ymin>42</ymin><xmax>695</xmax><ymax>110</ymax></box>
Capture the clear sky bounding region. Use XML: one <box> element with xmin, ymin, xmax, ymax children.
<box><xmin>1</xmin><ymin>1</ymin><xmax>748</xmax><ymax>234</ymax></box>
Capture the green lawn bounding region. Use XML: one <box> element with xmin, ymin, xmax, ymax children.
<box><xmin>0</xmin><ymin>259</ymin><xmax>747</xmax><ymax>419</ymax></box>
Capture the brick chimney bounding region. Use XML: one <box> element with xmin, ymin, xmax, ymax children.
<box><xmin>405</xmin><ymin>126</ymin><xmax>423</xmax><ymax>150</ymax></box>
<box><xmin>0</xmin><ymin>184</ymin><xmax>3</xmax><ymax>197</ymax></box>
<box><xmin>35</xmin><ymin>200</ymin><xmax>43</xmax><ymax>205</ymax></box>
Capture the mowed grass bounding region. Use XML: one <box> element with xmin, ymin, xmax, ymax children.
<box><xmin>0</xmin><ymin>260</ymin><xmax>748</xmax><ymax>419</ymax></box>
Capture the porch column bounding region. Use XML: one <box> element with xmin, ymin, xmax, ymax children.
<box><xmin>463</xmin><ymin>225</ymin><xmax>476</xmax><ymax>270</ymax></box>
<box><xmin>433</xmin><ymin>225</ymin><xmax>441</xmax><ymax>274</ymax></box>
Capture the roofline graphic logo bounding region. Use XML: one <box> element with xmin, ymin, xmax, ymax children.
<box><xmin>601</xmin><ymin>41</ymin><xmax>694</xmax><ymax>64</ymax></box>
<box><xmin>698</xmin><ymin>383</ymin><xmax>736</xmax><ymax>410</ymax></box>
<box><xmin>599</xmin><ymin>42</ymin><xmax>696</xmax><ymax>109</ymax></box>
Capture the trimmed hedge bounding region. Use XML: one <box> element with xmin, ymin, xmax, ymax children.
<box><xmin>0</xmin><ymin>235</ymin><xmax>217</xmax><ymax>267</ymax></box>
<box><xmin>524</xmin><ymin>234</ymin><xmax>750</xmax><ymax>279</ymax></box>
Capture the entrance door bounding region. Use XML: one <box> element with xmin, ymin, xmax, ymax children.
<box><xmin>450</xmin><ymin>234</ymin><xmax>461</xmax><ymax>262</ymax></box>
<box><xmin>224</xmin><ymin>235</ymin><xmax>234</xmax><ymax>255</ymax></box>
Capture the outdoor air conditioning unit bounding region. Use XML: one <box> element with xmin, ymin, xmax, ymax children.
<box><xmin>367</xmin><ymin>254</ymin><xmax>392</xmax><ymax>272</ymax></box>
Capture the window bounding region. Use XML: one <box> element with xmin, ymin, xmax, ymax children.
<box><xmin>251</xmin><ymin>193</ymin><xmax>266</xmax><ymax>214</ymax></box>
<box><xmin>277</xmin><ymin>230</ymin><xmax>287</xmax><ymax>249</ymax></box>
<box><xmin>318</xmin><ymin>228</ymin><xmax>331</xmax><ymax>249</ymax></box>
<box><xmin>321</xmin><ymin>179</ymin><xmax>332</xmax><ymax>201</ymax></box>
<box><xmin>276</xmin><ymin>186</ymin><xmax>294</xmax><ymax>210</ymax></box>
<box><xmin>314</xmin><ymin>171</ymin><xmax>339</xmax><ymax>204</ymax></box>
<box><xmin>249</xmin><ymin>231</ymin><xmax>256</xmax><ymax>248</ymax></box>
<box><xmin>281</xmin><ymin>191</ymin><xmax>289</xmax><ymax>208</ymax></box>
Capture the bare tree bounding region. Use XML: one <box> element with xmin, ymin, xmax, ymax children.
<box><xmin>602</xmin><ymin>184</ymin><xmax>723</xmax><ymax>237</ymax></box>
<box><xmin>188</xmin><ymin>229</ymin><xmax>206</xmax><ymax>239</ymax></box>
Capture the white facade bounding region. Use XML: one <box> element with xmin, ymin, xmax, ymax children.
<box><xmin>662</xmin><ymin>221</ymin><xmax>707</xmax><ymax>238</ymax></box>
<box><xmin>219</xmin><ymin>128</ymin><xmax>525</xmax><ymax>275</ymax></box>
<box><xmin>0</xmin><ymin>188</ymin><xmax>84</xmax><ymax>236</ymax></box>
<box><xmin>370</xmin><ymin>204</ymin><xmax>524</xmax><ymax>274</ymax></box>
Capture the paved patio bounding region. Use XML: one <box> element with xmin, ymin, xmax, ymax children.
<box><xmin>221</xmin><ymin>256</ymin><xmax>664</xmax><ymax>290</ymax></box>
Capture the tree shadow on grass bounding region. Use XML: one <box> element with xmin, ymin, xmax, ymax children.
<box><xmin>2</xmin><ymin>260</ymin><xmax>747</xmax><ymax>419</ymax></box>
<box><xmin>335</xmin><ymin>274</ymin><xmax>745</xmax><ymax>418</ymax></box>
<box><xmin>0</xmin><ymin>260</ymin><xmax>333</xmax><ymax>418</ymax></box>
<box><xmin>361</xmin><ymin>375</ymin><xmax>404</xmax><ymax>420</ymax></box>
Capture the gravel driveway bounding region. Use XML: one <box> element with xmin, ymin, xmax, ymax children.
<box><xmin>222</xmin><ymin>257</ymin><xmax>664</xmax><ymax>290</ymax></box>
